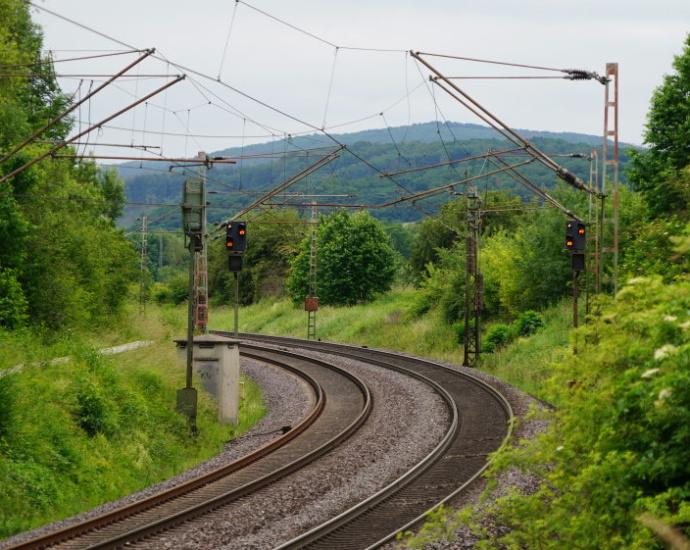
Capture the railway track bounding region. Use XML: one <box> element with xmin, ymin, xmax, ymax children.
<box><xmin>5</xmin><ymin>334</ymin><xmax>513</xmax><ymax>550</ymax></box>
<box><xmin>224</xmin><ymin>333</ymin><xmax>514</xmax><ymax>549</ymax></box>
<box><xmin>5</xmin><ymin>345</ymin><xmax>371</xmax><ymax>550</ymax></box>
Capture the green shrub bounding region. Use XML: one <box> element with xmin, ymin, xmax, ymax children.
<box><xmin>74</xmin><ymin>384</ymin><xmax>117</xmax><ymax>437</ymax></box>
<box><xmin>452</xmin><ymin>319</ymin><xmax>475</xmax><ymax>345</ymax></box>
<box><xmin>514</xmin><ymin>310</ymin><xmax>545</xmax><ymax>336</ymax></box>
<box><xmin>0</xmin><ymin>269</ymin><xmax>28</xmax><ymax>329</ymax></box>
<box><xmin>0</xmin><ymin>374</ymin><xmax>16</xmax><ymax>439</ymax></box>
<box><xmin>482</xmin><ymin>324</ymin><xmax>513</xmax><ymax>353</ymax></box>
<box><xmin>152</xmin><ymin>274</ymin><xmax>189</xmax><ymax>305</ymax></box>
<box><xmin>442</xmin><ymin>275</ymin><xmax>690</xmax><ymax>548</ymax></box>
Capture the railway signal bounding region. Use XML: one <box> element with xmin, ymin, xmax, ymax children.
<box><xmin>225</xmin><ymin>220</ymin><xmax>247</xmax><ymax>252</ymax></box>
<box><xmin>225</xmin><ymin>220</ymin><xmax>247</xmax><ymax>274</ymax></box>
<box><xmin>565</xmin><ymin>220</ymin><xmax>586</xmax><ymax>251</ymax></box>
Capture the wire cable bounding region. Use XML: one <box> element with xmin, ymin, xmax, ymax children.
<box><xmin>217</xmin><ymin>0</ymin><xmax>240</xmax><ymax>80</ymax></box>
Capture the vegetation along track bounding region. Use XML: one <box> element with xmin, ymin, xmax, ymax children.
<box><xmin>5</xmin><ymin>346</ymin><xmax>371</xmax><ymax>550</ymax></box>
<box><xmin>7</xmin><ymin>335</ymin><xmax>512</xmax><ymax>550</ymax></box>
<box><xmin>221</xmin><ymin>332</ymin><xmax>515</xmax><ymax>549</ymax></box>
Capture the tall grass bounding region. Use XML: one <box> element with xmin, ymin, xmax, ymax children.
<box><xmin>213</xmin><ymin>291</ymin><xmax>462</xmax><ymax>360</ymax></box>
<box><xmin>212</xmin><ymin>290</ymin><xmax>575</xmax><ymax>402</ymax></box>
<box><xmin>0</xmin><ymin>305</ymin><xmax>266</xmax><ymax>540</ymax></box>
<box><xmin>480</xmin><ymin>301</ymin><xmax>573</xmax><ymax>399</ymax></box>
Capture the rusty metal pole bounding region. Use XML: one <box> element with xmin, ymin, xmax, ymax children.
<box><xmin>463</xmin><ymin>188</ymin><xmax>482</xmax><ymax>367</ymax></box>
<box><xmin>573</xmin><ymin>269</ymin><xmax>579</xmax><ymax>329</ymax></box>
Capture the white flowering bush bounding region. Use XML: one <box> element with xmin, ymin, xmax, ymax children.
<box><xmin>433</xmin><ymin>275</ymin><xmax>690</xmax><ymax>549</ymax></box>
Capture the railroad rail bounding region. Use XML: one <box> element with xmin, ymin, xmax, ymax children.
<box><xmin>5</xmin><ymin>346</ymin><xmax>371</xmax><ymax>550</ymax></box>
<box><xmin>225</xmin><ymin>332</ymin><xmax>514</xmax><ymax>550</ymax></box>
<box><xmin>5</xmin><ymin>334</ymin><xmax>513</xmax><ymax>550</ymax></box>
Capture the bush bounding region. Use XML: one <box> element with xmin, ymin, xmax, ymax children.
<box><xmin>452</xmin><ymin>319</ymin><xmax>476</xmax><ymax>345</ymax></box>
<box><xmin>482</xmin><ymin>324</ymin><xmax>514</xmax><ymax>353</ymax></box>
<box><xmin>0</xmin><ymin>374</ymin><xmax>16</xmax><ymax>439</ymax></box>
<box><xmin>0</xmin><ymin>269</ymin><xmax>28</xmax><ymax>329</ymax></box>
<box><xmin>74</xmin><ymin>384</ymin><xmax>117</xmax><ymax>437</ymax></box>
<box><xmin>453</xmin><ymin>275</ymin><xmax>690</xmax><ymax>548</ymax></box>
<box><xmin>151</xmin><ymin>274</ymin><xmax>189</xmax><ymax>305</ymax></box>
<box><xmin>481</xmin><ymin>312</ymin><xmax>545</xmax><ymax>354</ymax></box>
<box><xmin>514</xmin><ymin>310</ymin><xmax>545</xmax><ymax>336</ymax></box>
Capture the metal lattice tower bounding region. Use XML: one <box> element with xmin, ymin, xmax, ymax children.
<box><xmin>194</xmin><ymin>253</ymin><xmax>208</xmax><ymax>334</ymax></box>
<box><xmin>463</xmin><ymin>188</ymin><xmax>483</xmax><ymax>367</ymax></box>
<box><xmin>194</xmin><ymin>152</ymin><xmax>209</xmax><ymax>334</ymax></box>
<box><xmin>139</xmin><ymin>216</ymin><xmax>148</xmax><ymax>313</ymax></box>
<box><xmin>307</xmin><ymin>201</ymin><xmax>318</xmax><ymax>340</ymax></box>
<box><xmin>596</xmin><ymin>63</ymin><xmax>620</xmax><ymax>296</ymax></box>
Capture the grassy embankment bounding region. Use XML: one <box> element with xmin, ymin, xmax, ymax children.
<box><xmin>0</xmin><ymin>290</ymin><xmax>574</xmax><ymax>541</ymax></box>
<box><xmin>212</xmin><ymin>288</ymin><xmax>575</xmax><ymax>401</ymax></box>
<box><xmin>0</xmin><ymin>304</ymin><xmax>266</xmax><ymax>540</ymax></box>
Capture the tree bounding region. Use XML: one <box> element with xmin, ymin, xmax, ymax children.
<box><xmin>0</xmin><ymin>1</ymin><xmax>137</xmax><ymax>329</ymax></box>
<box><xmin>208</xmin><ymin>208</ymin><xmax>304</xmax><ymax>306</ymax></box>
<box><xmin>408</xmin><ymin>199</ymin><xmax>465</xmax><ymax>285</ymax></box>
<box><xmin>627</xmin><ymin>33</ymin><xmax>690</xmax><ymax>217</ymax></box>
<box><xmin>287</xmin><ymin>210</ymin><xmax>397</xmax><ymax>306</ymax></box>
<box><xmin>482</xmin><ymin>205</ymin><xmax>572</xmax><ymax>315</ymax></box>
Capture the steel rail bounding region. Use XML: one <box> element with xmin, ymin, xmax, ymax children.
<box><xmin>5</xmin><ymin>346</ymin><xmax>370</xmax><ymax>550</ymax></box>
<box><xmin>222</xmin><ymin>332</ymin><xmax>514</xmax><ymax>549</ymax></box>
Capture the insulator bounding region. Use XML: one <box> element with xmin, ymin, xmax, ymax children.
<box><xmin>566</xmin><ymin>69</ymin><xmax>591</xmax><ymax>80</ymax></box>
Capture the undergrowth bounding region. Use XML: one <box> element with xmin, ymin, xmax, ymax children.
<box><xmin>400</xmin><ymin>276</ymin><xmax>690</xmax><ymax>549</ymax></box>
<box><xmin>0</xmin><ymin>305</ymin><xmax>266</xmax><ymax>540</ymax></box>
<box><xmin>215</xmin><ymin>289</ymin><xmax>572</xmax><ymax>402</ymax></box>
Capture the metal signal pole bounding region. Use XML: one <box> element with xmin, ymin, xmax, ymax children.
<box><xmin>178</xmin><ymin>156</ymin><xmax>208</xmax><ymax>435</ymax></box>
<box><xmin>463</xmin><ymin>188</ymin><xmax>483</xmax><ymax>367</ymax></box>
<box><xmin>138</xmin><ymin>216</ymin><xmax>148</xmax><ymax>313</ymax></box>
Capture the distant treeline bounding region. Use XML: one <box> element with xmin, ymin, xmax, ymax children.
<box><xmin>119</xmin><ymin>122</ymin><xmax>633</xmax><ymax>230</ymax></box>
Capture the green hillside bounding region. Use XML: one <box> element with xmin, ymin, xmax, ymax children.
<box><xmin>119</xmin><ymin>122</ymin><xmax>633</xmax><ymax>229</ymax></box>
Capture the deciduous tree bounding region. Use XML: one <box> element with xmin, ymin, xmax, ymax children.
<box><xmin>628</xmin><ymin>34</ymin><xmax>690</xmax><ymax>216</ymax></box>
<box><xmin>287</xmin><ymin>210</ymin><xmax>397</xmax><ymax>306</ymax></box>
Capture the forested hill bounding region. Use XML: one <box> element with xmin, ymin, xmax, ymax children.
<box><xmin>210</xmin><ymin>121</ymin><xmax>611</xmax><ymax>154</ymax></box>
<box><xmin>119</xmin><ymin>121</ymin><xmax>634</xmax><ymax>228</ymax></box>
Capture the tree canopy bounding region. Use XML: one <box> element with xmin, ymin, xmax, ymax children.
<box><xmin>627</xmin><ymin>33</ymin><xmax>690</xmax><ymax>217</ymax></box>
<box><xmin>0</xmin><ymin>0</ymin><xmax>136</xmax><ymax>330</ymax></box>
<box><xmin>287</xmin><ymin>210</ymin><xmax>397</xmax><ymax>307</ymax></box>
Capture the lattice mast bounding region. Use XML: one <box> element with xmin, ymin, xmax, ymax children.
<box><xmin>463</xmin><ymin>188</ymin><xmax>483</xmax><ymax>367</ymax></box>
<box><xmin>596</xmin><ymin>63</ymin><xmax>620</xmax><ymax>295</ymax></box>
<box><xmin>306</xmin><ymin>200</ymin><xmax>318</xmax><ymax>340</ymax></box>
<box><xmin>194</xmin><ymin>152</ymin><xmax>209</xmax><ymax>334</ymax></box>
<box><xmin>138</xmin><ymin>216</ymin><xmax>148</xmax><ymax>313</ymax></box>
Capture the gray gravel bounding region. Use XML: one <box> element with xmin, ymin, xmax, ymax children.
<box><xmin>134</xmin><ymin>346</ymin><xmax>450</xmax><ymax>549</ymax></box>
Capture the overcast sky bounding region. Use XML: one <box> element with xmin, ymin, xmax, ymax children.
<box><xmin>31</xmin><ymin>0</ymin><xmax>690</xmax><ymax>161</ymax></box>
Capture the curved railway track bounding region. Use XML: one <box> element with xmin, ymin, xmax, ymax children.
<box><xmin>5</xmin><ymin>346</ymin><xmax>371</xmax><ymax>550</ymax></box>
<box><xmin>221</xmin><ymin>333</ymin><xmax>514</xmax><ymax>550</ymax></box>
<box><xmin>5</xmin><ymin>334</ymin><xmax>513</xmax><ymax>550</ymax></box>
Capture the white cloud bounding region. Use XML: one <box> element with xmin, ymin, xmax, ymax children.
<box><xmin>31</xmin><ymin>0</ymin><xmax>690</xmax><ymax>157</ymax></box>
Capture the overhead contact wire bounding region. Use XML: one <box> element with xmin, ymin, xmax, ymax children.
<box><xmin>217</xmin><ymin>0</ymin><xmax>239</xmax><ymax>80</ymax></box>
